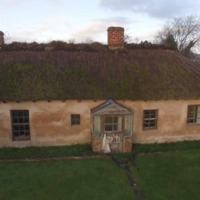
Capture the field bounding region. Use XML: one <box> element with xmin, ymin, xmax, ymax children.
<box><xmin>0</xmin><ymin>142</ymin><xmax>200</xmax><ymax>200</ymax></box>
<box><xmin>135</xmin><ymin>150</ymin><xmax>200</xmax><ymax>200</ymax></box>
<box><xmin>0</xmin><ymin>159</ymin><xmax>135</xmax><ymax>200</ymax></box>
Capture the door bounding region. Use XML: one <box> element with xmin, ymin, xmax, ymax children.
<box><xmin>103</xmin><ymin>116</ymin><xmax>123</xmax><ymax>152</ymax></box>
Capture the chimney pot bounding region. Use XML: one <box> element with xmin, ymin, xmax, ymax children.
<box><xmin>107</xmin><ymin>26</ymin><xmax>124</xmax><ymax>50</ymax></box>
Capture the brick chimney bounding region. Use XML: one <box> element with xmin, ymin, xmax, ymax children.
<box><xmin>0</xmin><ymin>31</ymin><xmax>4</xmax><ymax>50</ymax></box>
<box><xmin>107</xmin><ymin>27</ymin><xmax>124</xmax><ymax>50</ymax></box>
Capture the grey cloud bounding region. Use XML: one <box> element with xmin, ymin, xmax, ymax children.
<box><xmin>71</xmin><ymin>17</ymin><xmax>130</xmax><ymax>42</ymax></box>
<box><xmin>100</xmin><ymin>0</ymin><xmax>200</xmax><ymax>19</ymax></box>
<box><xmin>73</xmin><ymin>16</ymin><xmax>130</xmax><ymax>35</ymax></box>
<box><xmin>105</xmin><ymin>16</ymin><xmax>131</xmax><ymax>25</ymax></box>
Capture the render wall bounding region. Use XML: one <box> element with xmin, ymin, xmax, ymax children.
<box><xmin>125</xmin><ymin>100</ymin><xmax>200</xmax><ymax>143</ymax></box>
<box><xmin>0</xmin><ymin>99</ymin><xmax>200</xmax><ymax>147</ymax></box>
<box><xmin>0</xmin><ymin>100</ymin><xmax>101</xmax><ymax>147</ymax></box>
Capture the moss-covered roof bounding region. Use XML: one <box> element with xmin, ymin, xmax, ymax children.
<box><xmin>0</xmin><ymin>49</ymin><xmax>200</xmax><ymax>101</ymax></box>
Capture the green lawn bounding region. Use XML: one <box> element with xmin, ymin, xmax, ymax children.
<box><xmin>0</xmin><ymin>144</ymin><xmax>95</xmax><ymax>160</ymax></box>
<box><xmin>1</xmin><ymin>142</ymin><xmax>200</xmax><ymax>200</ymax></box>
<box><xmin>0</xmin><ymin>159</ymin><xmax>135</xmax><ymax>200</ymax></box>
<box><xmin>135</xmin><ymin>149</ymin><xmax>200</xmax><ymax>200</ymax></box>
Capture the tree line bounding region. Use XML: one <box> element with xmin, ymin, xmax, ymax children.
<box><xmin>126</xmin><ymin>15</ymin><xmax>200</xmax><ymax>58</ymax></box>
<box><xmin>157</xmin><ymin>15</ymin><xmax>200</xmax><ymax>57</ymax></box>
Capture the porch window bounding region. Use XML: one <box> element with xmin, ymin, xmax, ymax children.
<box><xmin>104</xmin><ymin>116</ymin><xmax>122</xmax><ymax>132</ymax></box>
<box><xmin>187</xmin><ymin>105</ymin><xmax>200</xmax><ymax>124</ymax></box>
<box><xmin>124</xmin><ymin>115</ymin><xmax>133</xmax><ymax>136</ymax></box>
<box><xmin>143</xmin><ymin>110</ymin><xmax>158</xmax><ymax>129</ymax></box>
<box><xmin>93</xmin><ymin>116</ymin><xmax>101</xmax><ymax>137</ymax></box>
<box><xmin>11</xmin><ymin>110</ymin><xmax>30</xmax><ymax>141</ymax></box>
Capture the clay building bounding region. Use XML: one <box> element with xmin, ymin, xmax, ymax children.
<box><xmin>0</xmin><ymin>27</ymin><xmax>200</xmax><ymax>153</ymax></box>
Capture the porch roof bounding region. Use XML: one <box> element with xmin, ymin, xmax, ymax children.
<box><xmin>91</xmin><ymin>100</ymin><xmax>133</xmax><ymax>115</ymax></box>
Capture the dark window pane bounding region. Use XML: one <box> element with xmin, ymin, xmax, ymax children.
<box><xmin>187</xmin><ymin>105</ymin><xmax>200</xmax><ymax>124</ymax></box>
<box><xmin>71</xmin><ymin>114</ymin><xmax>80</xmax><ymax>125</ymax></box>
<box><xmin>144</xmin><ymin>113</ymin><xmax>150</xmax><ymax>118</ymax></box>
<box><xmin>23</xmin><ymin>111</ymin><xmax>29</xmax><ymax>117</ymax></box>
<box><xmin>113</xmin><ymin>124</ymin><xmax>118</xmax><ymax>131</ymax></box>
<box><xmin>18</xmin><ymin>111</ymin><xmax>24</xmax><ymax>117</ymax></box>
<box><xmin>113</xmin><ymin>117</ymin><xmax>118</xmax><ymax>123</ymax></box>
<box><xmin>13</xmin><ymin>117</ymin><xmax>18</xmax><ymax>123</ymax></box>
<box><xmin>105</xmin><ymin>117</ymin><xmax>112</xmax><ymax>123</ymax></box>
<box><xmin>150</xmin><ymin>113</ymin><xmax>156</xmax><ymax>118</ymax></box>
<box><xmin>149</xmin><ymin>120</ymin><xmax>156</xmax><ymax>127</ymax></box>
<box><xmin>24</xmin><ymin>118</ymin><xmax>29</xmax><ymax>123</ymax></box>
<box><xmin>104</xmin><ymin>116</ymin><xmax>121</xmax><ymax>132</ymax></box>
<box><xmin>105</xmin><ymin>124</ymin><xmax>112</xmax><ymax>131</ymax></box>
<box><xmin>19</xmin><ymin>118</ymin><xmax>24</xmax><ymax>123</ymax></box>
<box><xmin>24</xmin><ymin>131</ymin><xmax>29</xmax><ymax>136</ymax></box>
<box><xmin>11</xmin><ymin>110</ymin><xmax>30</xmax><ymax>140</ymax></box>
<box><xmin>143</xmin><ymin>110</ymin><xmax>158</xmax><ymax>129</ymax></box>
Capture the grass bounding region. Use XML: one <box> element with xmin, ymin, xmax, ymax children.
<box><xmin>0</xmin><ymin>159</ymin><xmax>135</xmax><ymax>200</ymax></box>
<box><xmin>0</xmin><ymin>144</ymin><xmax>96</xmax><ymax>160</ymax></box>
<box><xmin>135</xmin><ymin>149</ymin><xmax>200</xmax><ymax>200</ymax></box>
<box><xmin>1</xmin><ymin>141</ymin><xmax>200</xmax><ymax>199</ymax></box>
<box><xmin>2</xmin><ymin>140</ymin><xmax>200</xmax><ymax>160</ymax></box>
<box><xmin>133</xmin><ymin>140</ymin><xmax>200</xmax><ymax>154</ymax></box>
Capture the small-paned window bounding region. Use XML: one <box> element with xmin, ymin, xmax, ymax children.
<box><xmin>187</xmin><ymin>105</ymin><xmax>200</xmax><ymax>124</ymax></box>
<box><xmin>104</xmin><ymin>116</ymin><xmax>122</xmax><ymax>132</ymax></box>
<box><xmin>11</xmin><ymin>110</ymin><xmax>30</xmax><ymax>141</ymax></box>
<box><xmin>143</xmin><ymin>110</ymin><xmax>158</xmax><ymax>129</ymax></box>
<box><xmin>71</xmin><ymin>114</ymin><xmax>80</xmax><ymax>125</ymax></box>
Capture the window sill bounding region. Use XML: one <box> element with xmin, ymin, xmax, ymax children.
<box><xmin>13</xmin><ymin>137</ymin><xmax>30</xmax><ymax>141</ymax></box>
<box><xmin>187</xmin><ymin>123</ymin><xmax>200</xmax><ymax>126</ymax></box>
<box><xmin>143</xmin><ymin>127</ymin><xmax>157</xmax><ymax>131</ymax></box>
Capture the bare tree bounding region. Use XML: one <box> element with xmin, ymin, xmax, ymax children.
<box><xmin>124</xmin><ymin>34</ymin><xmax>133</xmax><ymax>44</ymax></box>
<box><xmin>156</xmin><ymin>15</ymin><xmax>200</xmax><ymax>57</ymax></box>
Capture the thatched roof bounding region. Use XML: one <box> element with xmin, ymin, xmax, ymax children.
<box><xmin>0</xmin><ymin>49</ymin><xmax>200</xmax><ymax>101</ymax></box>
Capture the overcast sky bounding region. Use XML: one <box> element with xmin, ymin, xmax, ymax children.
<box><xmin>1</xmin><ymin>0</ymin><xmax>200</xmax><ymax>43</ymax></box>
